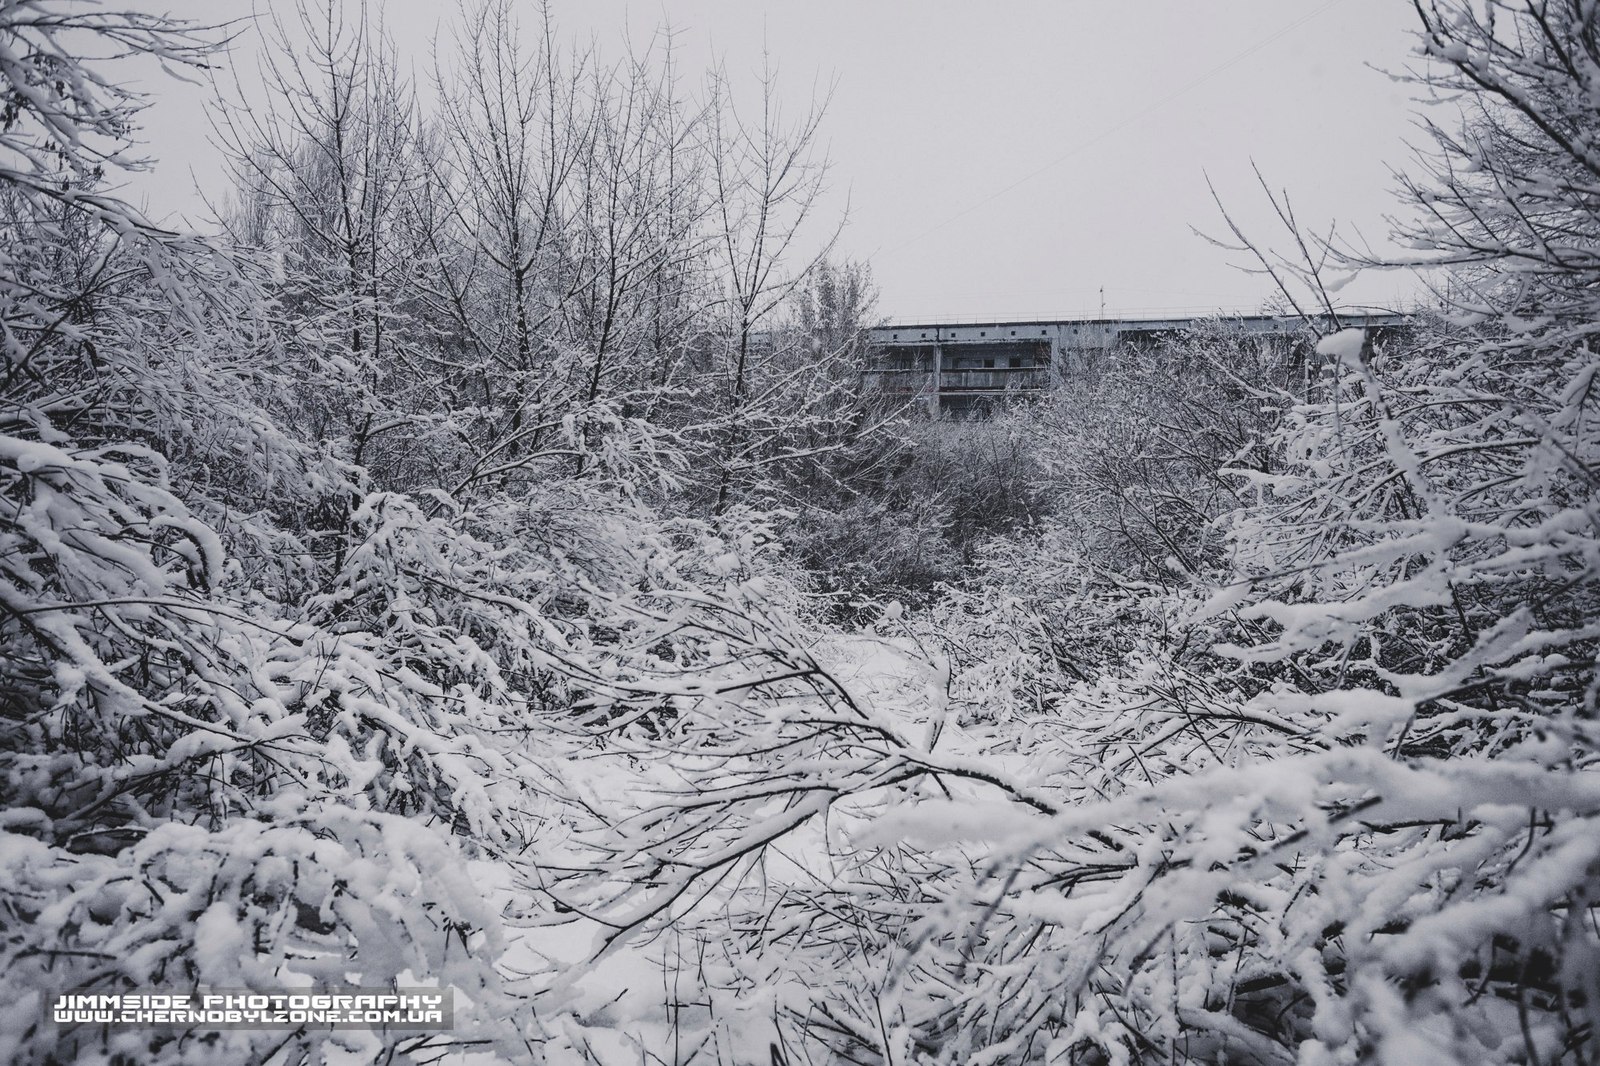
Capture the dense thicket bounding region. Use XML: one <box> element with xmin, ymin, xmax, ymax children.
<box><xmin>3</xmin><ymin>2</ymin><xmax>1598</xmax><ymax>1066</ymax></box>
<box><xmin>564</xmin><ymin>3</ymin><xmax>1600</xmax><ymax>1063</ymax></box>
<box><xmin>0</xmin><ymin>2</ymin><xmax>872</xmax><ymax>1062</ymax></box>
<box><xmin>702</xmin><ymin>3</ymin><xmax>1597</xmax><ymax>1060</ymax></box>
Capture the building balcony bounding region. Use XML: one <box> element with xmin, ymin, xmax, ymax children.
<box><xmin>939</xmin><ymin>368</ymin><xmax>1050</xmax><ymax>391</ymax></box>
<box><xmin>861</xmin><ymin>370</ymin><xmax>936</xmax><ymax>392</ymax></box>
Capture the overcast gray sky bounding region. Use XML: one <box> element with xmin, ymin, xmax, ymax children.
<box><xmin>128</xmin><ymin>0</ymin><xmax>1430</xmax><ymax>323</ymax></box>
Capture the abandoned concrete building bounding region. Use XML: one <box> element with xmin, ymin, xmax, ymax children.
<box><xmin>864</xmin><ymin>311</ymin><xmax>1411</xmax><ymax>416</ymax></box>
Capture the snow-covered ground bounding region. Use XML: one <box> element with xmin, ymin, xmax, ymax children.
<box><xmin>465</xmin><ymin>633</ymin><xmax>957</xmax><ymax>1065</ymax></box>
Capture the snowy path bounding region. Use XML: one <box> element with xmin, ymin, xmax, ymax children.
<box><xmin>463</xmin><ymin>633</ymin><xmax>955</xmax><ymax>1065</ymax></box>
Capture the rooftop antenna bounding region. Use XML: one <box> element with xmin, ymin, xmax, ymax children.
<box><xmin>1099</xmin><ymin>286</ymin><xmax>1106</xmax><ymax>319</ymax></box>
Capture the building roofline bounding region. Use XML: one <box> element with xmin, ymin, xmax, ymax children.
<box><xmin>871</xmin><ymin>307</ymin><xmax>1411</xmax><ymax>331</ymax></box>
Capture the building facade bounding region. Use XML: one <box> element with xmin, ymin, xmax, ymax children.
<box><xmin>864</xmin><ymin>311</ymin><xmax>1411</xmax><ymax>416</ymax></box>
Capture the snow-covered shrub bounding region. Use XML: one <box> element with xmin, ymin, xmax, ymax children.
<box><xmin>0</xmin><ymin>392</ymin><xmax>543</xmax><ymax>1066</ymax></box>
<box><xmin>0</xmin><ymin>8</ymin><xmax>548</xmax><ymax>1061</ymax></box>
<box><xmin>783</xmin><ymin>493</ymin><xmax>964</xmax><ymax>611</ymax></box>
<box><xmin>1024</xmin><ymin>320</ymin><xmax>1310</xmax><ymax>588</ymax></box>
